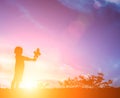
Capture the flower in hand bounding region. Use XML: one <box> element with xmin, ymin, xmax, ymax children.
<box><xmin>34</xmin><ymin>48</ymin><xmax>41</xmax><ymax>59</ymax></box>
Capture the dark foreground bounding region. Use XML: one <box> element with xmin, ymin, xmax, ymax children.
<box><xmin>0</xmin><ymin>88</ymin><xmax>120</xmax><ymax>98</ymax></box>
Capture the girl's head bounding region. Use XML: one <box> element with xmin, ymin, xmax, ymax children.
<box><xmin>14</xmin><ymin>47</ymin><xmax>23</xmax><ymax>55</ymax></box>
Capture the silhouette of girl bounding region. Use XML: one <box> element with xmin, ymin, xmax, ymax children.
<box><xmin>11</xmin><ymin>46</ymin><xmax>40</xmax><ymax>88</ymax></box>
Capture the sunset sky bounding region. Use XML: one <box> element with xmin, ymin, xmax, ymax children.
<box><xmin>0</xmin><ymin>0</ymin><xmax>120</xmax><ymax>88</ymax></box>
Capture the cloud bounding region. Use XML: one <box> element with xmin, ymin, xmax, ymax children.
<box><xmin>58</xmin><ymin>0</ymin><xmax>120</xmax><ymax>13</ymax></box>
<box><xmin>5</xmin><ymin>0</ymin><xmax>45</xmax><ymax>30</ymax></box>
<box><xmin>106</xmin><ymin>0</ymin><xmax>120</xmax><ymax>4</ymax></box>
<box><xmin>58</xmin><ymin>0</ymin><xmax>95</xmax><ymax>13</ymax></box>
<box><xmin>16</xmin><ymin>4</ymin><xmax>44</xmax><ymax>29</ymax></box>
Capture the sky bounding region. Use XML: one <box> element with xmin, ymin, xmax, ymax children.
<box><xmin>0</xmin><ymin>0</ymin><xmax>120</xmax><ymax>87</ymax></box>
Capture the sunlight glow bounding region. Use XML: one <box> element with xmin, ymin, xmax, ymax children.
<box><xmin>0</xmin><ymin>57</ymin><xmax>12</xmax><ymax>64</ymax></box>
<box><xmin>19</xmin><ymin>80</ymin><xmax>37</xmax><ymax>89</ymax></box>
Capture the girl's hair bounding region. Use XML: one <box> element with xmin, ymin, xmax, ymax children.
<box><xmin>14</xmin><ymin>47</ymin><xmax>23</xmax><ymax>55</ymax></box>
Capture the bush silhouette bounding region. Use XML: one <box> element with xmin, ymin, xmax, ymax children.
<box><xmin>37</xmin><ymin>81</ymin><xmax>49</xmax><ymax>88</ymax></box>
<box><xmin>59</xmin><ymin>73</ymin><xmax>113</xmax><ymax>88</ymax></box>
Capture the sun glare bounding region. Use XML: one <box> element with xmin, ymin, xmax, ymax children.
<box><xmin>0</xmin><ymin>57</ymin><xmax>12</xmax><ymax>64</ymax></box>
<box><xmin>19</xmin><ymin>80</ymin><xmax>37</xmax><ymax>89</ymax></box>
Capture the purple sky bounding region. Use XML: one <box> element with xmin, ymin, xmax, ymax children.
<box><xmin>0</xmin><ymin>0</ymin><xmax>120</xmax><ymax>87</ymax></box>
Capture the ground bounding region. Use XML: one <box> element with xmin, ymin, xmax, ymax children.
<box><xmin>0</xmin><ymin>88</ymin><xmax>120</xmax><ymax>98</ymax></box>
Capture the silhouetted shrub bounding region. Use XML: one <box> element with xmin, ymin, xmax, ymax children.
<box><xmin>59</xmin><ymin>73</ymin><xmax>113</xmax><ymax>88</ymax></box>
<box><xmin>37</xmin><ymin>82</ymin><xmax>49</xmax><ymax>88</ymax></box>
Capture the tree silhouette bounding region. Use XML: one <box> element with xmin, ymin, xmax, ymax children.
<box><xmin>37</xmin><ymin>82</ymin><xmax>49</xmax><ymax>88</ymax></box>
<box><xmin>59</xmin><ymin>73</ymin><xmax>113</xmax><ymax>88</ymax></box>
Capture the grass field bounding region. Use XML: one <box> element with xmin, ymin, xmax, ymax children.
<box><xmin>0</xmin><ymin>88</ymin><xmax>120</xmax><ymax>98</ymax></box>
